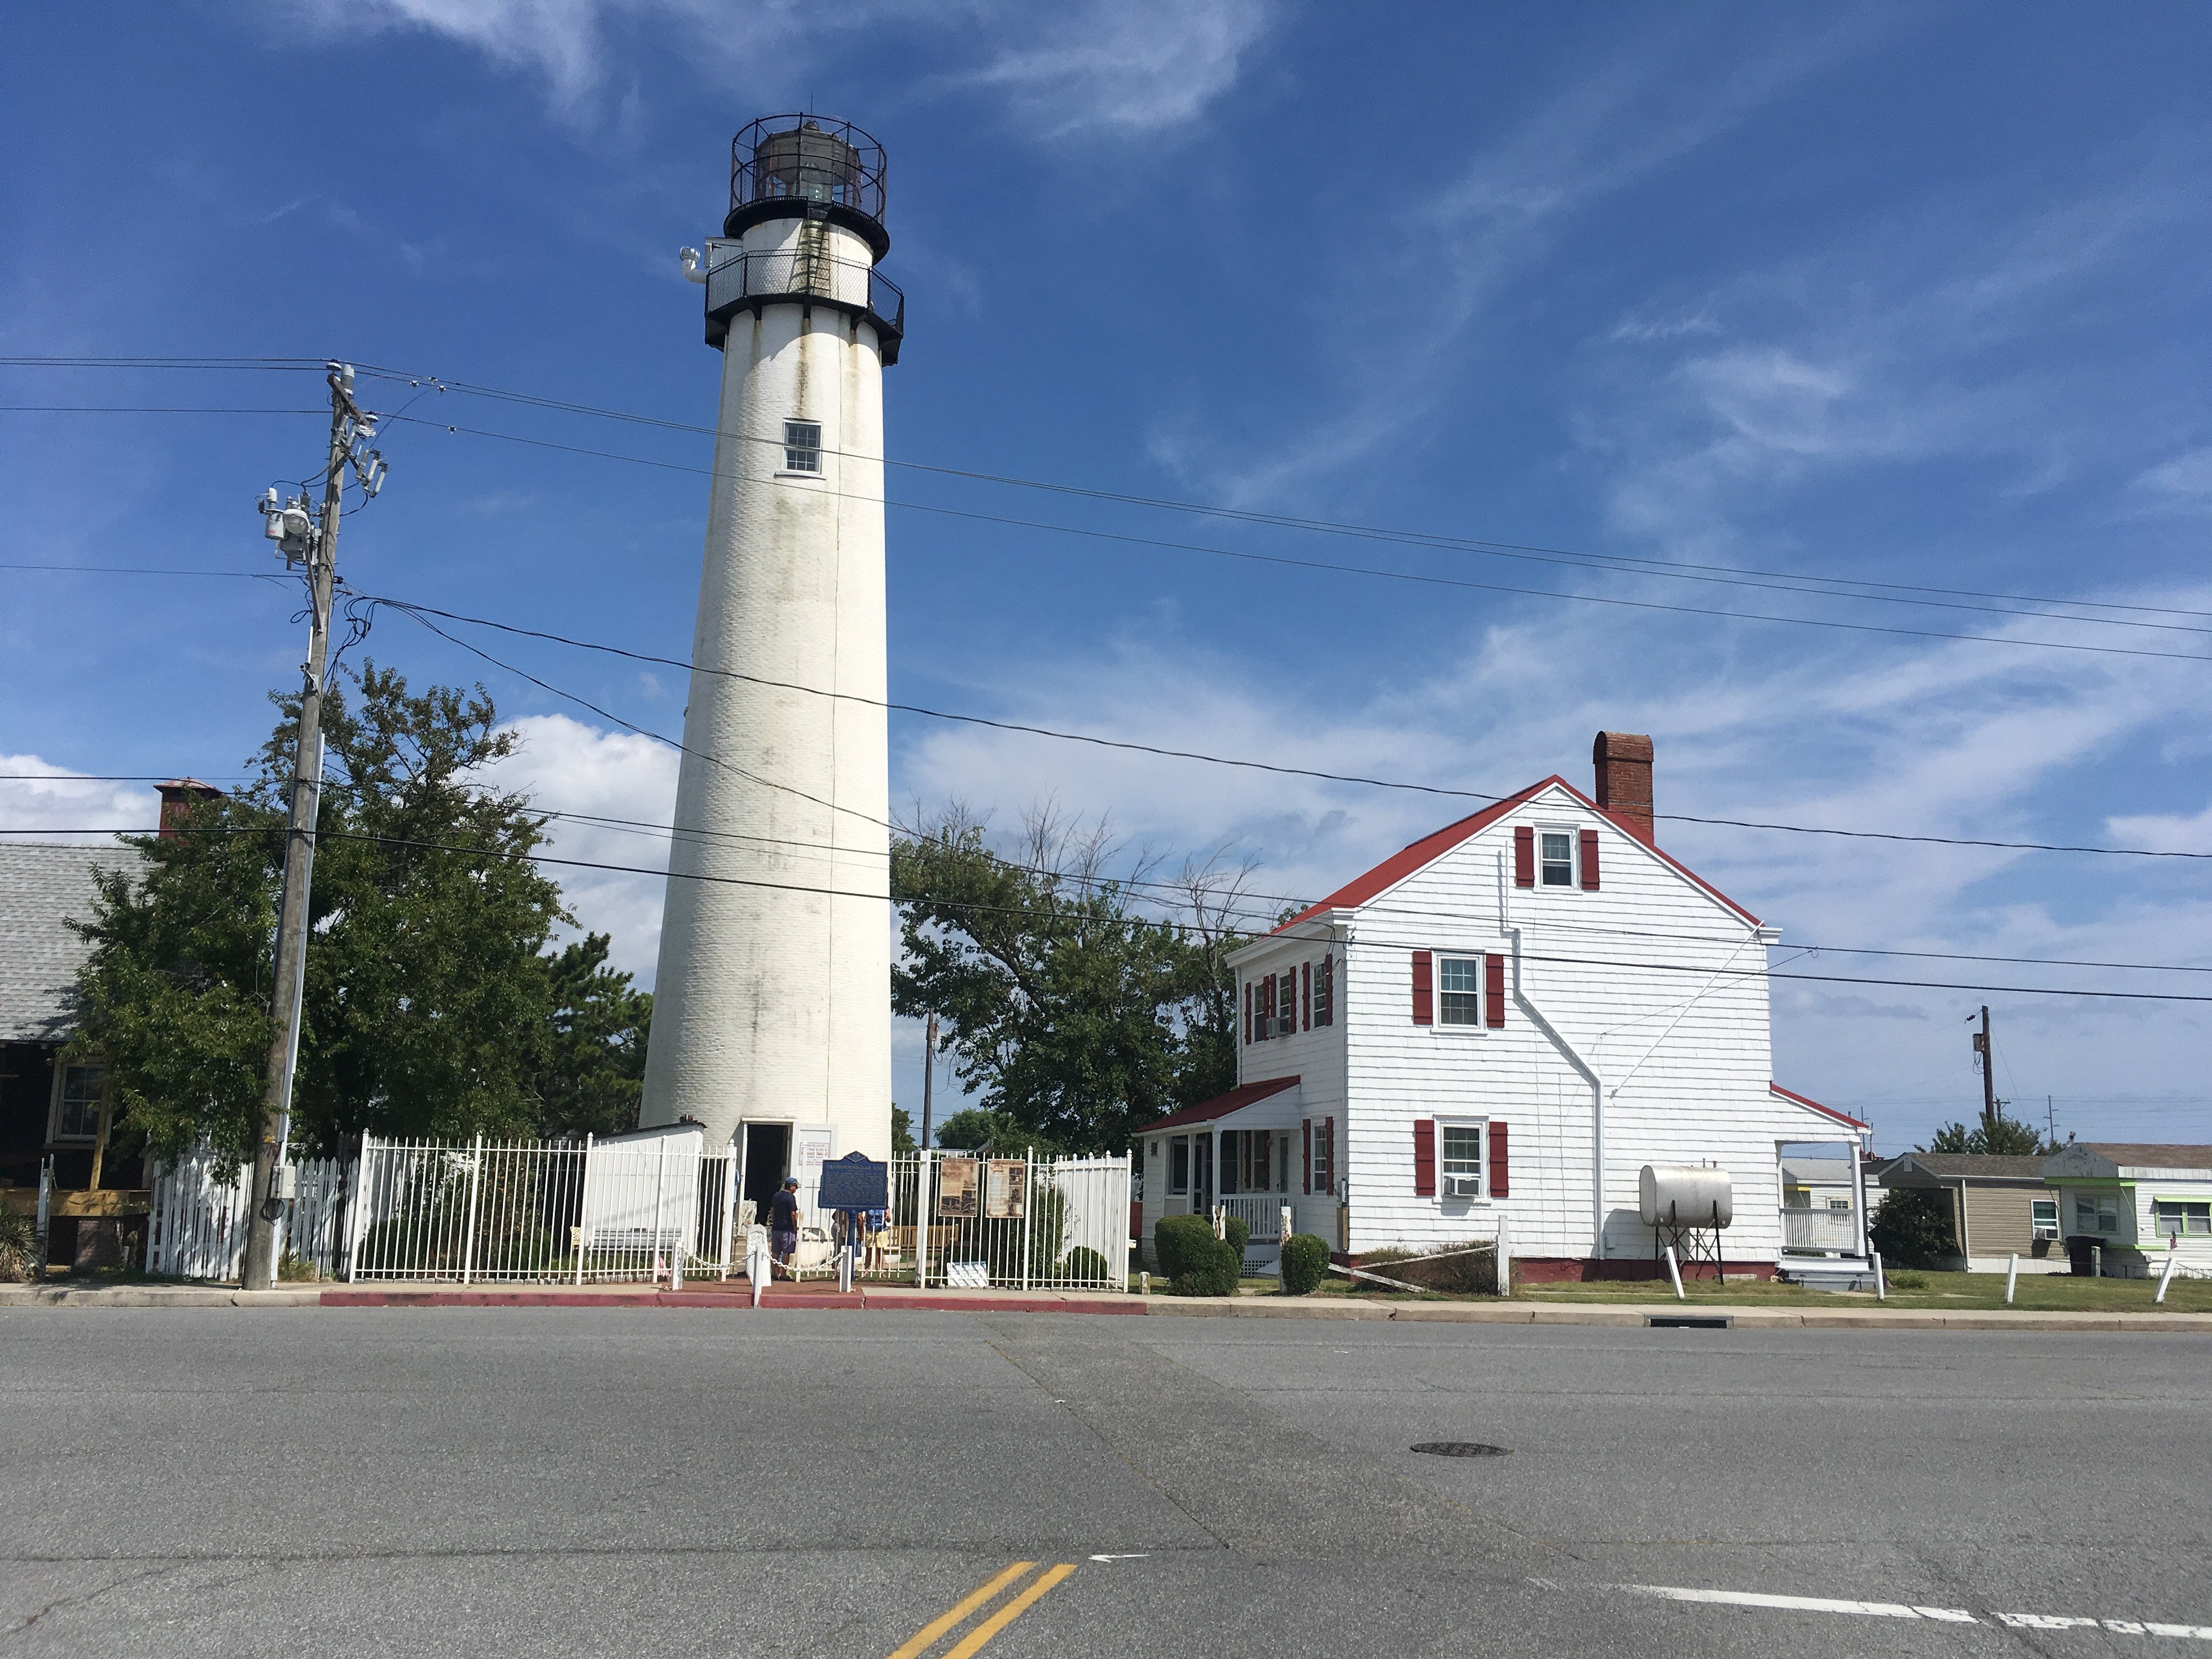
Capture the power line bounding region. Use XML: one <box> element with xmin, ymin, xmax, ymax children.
<box><xmin>367</xmin><ymin>592</ymin><xmax>2212</xmax><ymax>864</ymax></box>
<box><xmin>13</xmin><ymin>355</ymin><xmax>2208</xmax><ymax>629</ymax></box>
<box><xmin>33</xmin><ymin>816</ymin><xmax>2212</xmax><ymax>1006</ymax></box>
<box><xmin>376</xmin><ymin>412</ymin><xmax>2212</xmax><ymax>666</ymax></box>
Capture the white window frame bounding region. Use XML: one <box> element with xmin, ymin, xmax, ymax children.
<box><xmin>1537</xmin><ymin>824</ymin><xmax>1577</xmax><ymax>889</ymax></box>
<box><xmin>780</xmin><ymin>418</ymin><xmax>823</xmax><ymax>475</ymax></box>
<box><xmin>2030</xmin><ymin>1198</ymin><xmax>2060</xmax><ymax>1239</ymax></box>
<box><xmin>1435</xmin><ymin>954</ymin><xmax>1484</xmax><ymax>1028</ymax></box>
<box><xmin>1436</xmin><ymin>1116</ymin><xmax>1487</xmax><ymax>1202</ymax></box>
<box><xmin>1277</xmin><ymin>965</ymin><xmax>1302</xmax><ymax>1038</ymax></box>
<box><xmin>48</xmin><ymin>1061</ymin><xmax>105</xmax><ymax>1145</ymax></box>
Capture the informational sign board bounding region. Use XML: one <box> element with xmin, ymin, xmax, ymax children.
<box><xmin>817</xmin><ymin>1151</ymin><xmax>888</xmax><ymax>1212</ymax></box>
<box><xmin>985</xmin><ymin>1159</ymin><xmax>1027</xmax><ymax>1220</ymax></box>
<box><xmin>936</xmin><ymin>1156</ymin><xmax>978</xmax><ymax>1218</ymax></box>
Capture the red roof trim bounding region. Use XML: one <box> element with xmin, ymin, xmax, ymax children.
<box><xmin>1272</xmin><ymin>775</ymin><xmax>1762</xmax><ymax>933</ymax></box>
<box><xmin>1141</xmin><ymin>1075</ymin><xmax>1301</xmax><ymax>1133</ymax></box>
<box><xmin>1770</xmin><ymin>1081</ymin><xmax>1867</xmax><ymax>1131</ymax></box>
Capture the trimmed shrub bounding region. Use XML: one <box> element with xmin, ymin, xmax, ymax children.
<box><xmin>1223</xmin><ymin>1214</ymin><xmax>1250</xmax><ymax>1257</ymax></box>
<box><xmin>1153</xmin><ymin>1214</ymin><xmax>1215</xmax><ymax>1280</ymax></box>
<box><xmin>1871</xmin><ymin>1188</ymin><xmax>1956</xmax><ymax>1269</ymax></box>
<box><xmin>1279</xmin><ymin>1232</ymin><xmax>1329</xmax><ymax>1295</ymax></box>
<box><xmin>1172</xmin><ymin>1235</ymin><xmax>1240</xmax><ymax>1296</ymax></box>
<box><xmin>1064</xmin><ymin>1245</ymin><xmax>1109</xmax><ymax>1284</ymax></box>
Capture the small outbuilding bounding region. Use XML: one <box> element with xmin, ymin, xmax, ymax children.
<box><xmin>1875</xmin><ymin>1153</ymin><xmax>2063</xmax><ymax>1273</ymax></box>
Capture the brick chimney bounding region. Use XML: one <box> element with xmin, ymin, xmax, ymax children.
<box><xmin>1592</xmin><ymin>732</ymin><xmax>1654</xmax><ymax>846</ymax></box>
<box><xmin>156</xmin><ymin>778</ymin><xmax>222</xmax><ymax>839</ymax></box>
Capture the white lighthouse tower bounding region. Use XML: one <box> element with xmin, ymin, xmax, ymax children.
<box><xmin>640</xmin><ymin>116</ymin><xmax>905</xmax><ymax>1211</ymax></box>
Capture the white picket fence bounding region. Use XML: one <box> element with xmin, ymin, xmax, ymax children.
<box><xmin>347</xmin><ymin>1128</ymin><xmax>736</xmax><ymax>1284</ymax></box>
<box><xmin>144</xmin><ymin>1150</ymin><xmax>353</xmax><ymax>1281</ymax></box>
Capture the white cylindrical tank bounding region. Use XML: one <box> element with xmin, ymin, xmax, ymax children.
<box><xmin>1639</xmin><ymin>1165</ymin><xmax>1733</xmax><ymax>1229</ymax></box>
<box><xmin>639</xmin><ymin>118</ymin><xmax>902</xmax><ymax>1163</ymax></box>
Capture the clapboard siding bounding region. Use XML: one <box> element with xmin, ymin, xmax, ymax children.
<box><xmin>1231</xmin><ymin>781</ymin><xmax>1837</xmax><ymax>1262</ymax></box>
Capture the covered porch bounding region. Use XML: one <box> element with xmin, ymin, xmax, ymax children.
<box><xmin>1138</xmin><ymin>1076</ymin><xmax>1305</xmax><ymax>1273</ymax></box>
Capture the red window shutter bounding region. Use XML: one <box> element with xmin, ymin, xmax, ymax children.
<box><xmin>1412</xmin><ymin>950</ymin><xmax>1434</xmax><ymax>1025</ymax></box>
<box><xmin>1302</xmin><ymin>1120</ymin><xmax>1312</xmax><ymax>1194</ymax></box>
<box><xmin>1514</xmin><ymin>825</ymin><xmax>1535</xmax><ymax>887</ymax></box>
<box><xmin>1302</xmin><ymin>962</ymin><xmax>1312</xmax><ymax>1032</ymax></box>
<box><xmin>1580</xmin><ymin>828</ymin><xmax>1600</xmax><ymax>890</ymax></box>
<box><xmin>1413</xmin><ymin>1119</ymin><xmax>1436</xmax><ymax>1196</ymax></box>
<box><xmin>1484</xmin><ymin>952</ymin><xmax>1505</xmax><ymax>1028</ymax></box>
<box><xmin>1243</xmin><ymin>981</ymin><xmax>1252</xmax><ymax>1045</ymax></box>
<box><xmin>1488</xmin><ymin>1120</ymin><xmax>1509</xmax><ymax>1197</ymax></box>
<box><xmin>1323</xmin><ymin>1116</ymin><xmax>1335</xmax><ymax>1194</ymax></box>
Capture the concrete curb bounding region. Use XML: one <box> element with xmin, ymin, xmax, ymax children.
<box><xmin>3</xmin><ymin>1284</ymin><xmax>2204</xmax><ymax>1330</ymax></box>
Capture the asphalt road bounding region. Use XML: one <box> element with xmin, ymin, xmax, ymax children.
<box><xmin>3</xmin><ymin>1309</ymin><xmax>2205</xmax><ymax>1657</ymax></box>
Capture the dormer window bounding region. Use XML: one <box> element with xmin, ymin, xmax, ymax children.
<box><xmin>783</xmin><ymin>420</ymin><xmax>822</xmax><ymax>472</ymax></box>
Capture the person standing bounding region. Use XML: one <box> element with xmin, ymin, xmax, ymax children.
<box><xmin>769</xmin><ymin>1177</ymin><xmax>801</xmax><ymax>1278</ymax></box>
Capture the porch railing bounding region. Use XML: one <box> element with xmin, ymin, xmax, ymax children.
<box><xmin>1781</xmin><ymin>1206</ymin><xmax>1859</xmax><ymax>1254</ymax></box>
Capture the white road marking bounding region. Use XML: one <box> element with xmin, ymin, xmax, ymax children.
<box><xmin>1599</xmin><ymin>1583</ymin><xmax>2212</xmax><ymax>1640</ymax></box>
<box><xmin>1088</xmin><ymin>1554</ymin><xmax>1149</xmax><ymax>1563</ymax></box>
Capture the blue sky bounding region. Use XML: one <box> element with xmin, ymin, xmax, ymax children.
<box><xmin>5</xmin><ymin>1</ymin><xmax>2211</xmax><ymax>1152</ymax></box>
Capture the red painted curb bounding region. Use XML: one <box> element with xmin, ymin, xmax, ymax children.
<box><xmin>318</xmin><ymin>1288</ymin><xmax>1146</xmax><ymax>1313</ymax></box>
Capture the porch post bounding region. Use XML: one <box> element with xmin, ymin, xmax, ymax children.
<box><xmin>1849</xmin><ymin>1138</ymin><xmax>1866</xmax><ymax>1257</ymax></box>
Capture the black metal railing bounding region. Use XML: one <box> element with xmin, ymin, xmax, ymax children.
<box><xmin>730</xmin><ymin>115</ymin><xmax>887</xmax><ymax>225</ymax></box>
<box><xmin>704</xmin><ymin>245</ymin><xmax>905</xmax><ymax>357</ymax></box>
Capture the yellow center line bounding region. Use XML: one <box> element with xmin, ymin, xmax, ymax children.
<box><xmin>941</xmin><ymin>1563</ymin><xmax>1077</xmax><ymax>1659</ymax></box>
<box><xmin>885</xmin><ymin>1561</ymin><xmax>1040</xmax><ymax>1659</ymax></box>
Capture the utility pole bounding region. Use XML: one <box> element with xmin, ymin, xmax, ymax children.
<box><xmin>241</xmin><ymin>363</ymin><xmax>383</xmax><ymax>1290</ymax></box>
<box><xmin>1971</xmin><ymin>1005</ymin><xmax>1999</xmax><ymax>1139</ymax></box>
<box><xmin>919</xmin><ymin>1012</ymin><xmax>938</xmax><ymax>1152</ymax></box>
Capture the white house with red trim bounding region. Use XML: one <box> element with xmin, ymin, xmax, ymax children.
<box><xmin>1135</xmin><ymin>732</ymin><xmax>1870</xmax><ymax>1281</ymax></box>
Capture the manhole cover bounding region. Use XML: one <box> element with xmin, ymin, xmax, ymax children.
<box><xmin>1410</xmin><ymin>1441</ymin><xmax>1510</xmax><ymax>1458</ymax></box>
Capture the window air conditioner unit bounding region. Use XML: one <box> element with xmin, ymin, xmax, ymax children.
<box><xmin>2032</xmin><ymin>1226</ymin><xmax>2059</xmax><ymax>1240</ymax></box>
<box><xmin>1443</xmin><ymin>1174</ymin><xmax>1483</xmax><ymax>1199</ymax></box>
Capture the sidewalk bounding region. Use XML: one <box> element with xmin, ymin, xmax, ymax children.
<box><xmin>4</xmin><ymin>1280</ymin><xmax>2208</xmax><ymax>1330</ymax></box>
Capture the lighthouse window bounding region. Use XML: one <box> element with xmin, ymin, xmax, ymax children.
<box><xmin>783</xmin><ymin>420</ymin><xmax>822</xmax><ymax>472</ymax></box>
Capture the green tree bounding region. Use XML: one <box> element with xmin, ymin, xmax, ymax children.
<box><xmin>1870</xmin><ymin>1187</ymin><xmax>1958</xmax><ymax>1268</ymax></box>
<box><xmin>933</xmin><ymin>1107</ymin><xmax>1063</xmax><ymax>1155</ymax></box>
<box><xmin>890</xmin><ymin>1106</ymin><xmax>917</xmax><ymax>1154</ymax></box>
<box><xmin>527</xmin><ymin>934</ymin><xmax>653</xmax><ymax>1141</ymax></box>
<box><xmin>1925</xmin><ymin>1111</ymin><xmax>2049</xmax><ymax>1156</ymax></box>
<box><xmin>890</xmin><ymin>808</ymin><xmax>1253</xmax><ymax>1152</ymax></box>
<box><xmin>69</xmin><ymin>662</ymin><xmax>648</xmax><ymax>1164</ymax></box>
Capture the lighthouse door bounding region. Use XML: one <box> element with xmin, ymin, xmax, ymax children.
<box><xmin>739</xmin><ymin>1122</ymin><xmax>792</xmax><ymax>1227</ymax></box>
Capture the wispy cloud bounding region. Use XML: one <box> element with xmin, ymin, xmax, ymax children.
<box><xmin>304</xmin><ymin>0</ymin><xmax>1273</xmax><ymax>135</ymax></box>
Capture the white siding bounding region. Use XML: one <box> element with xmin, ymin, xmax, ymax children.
<box><xmin>1235</xmin><ymin>938</ymin><xmax>1347</xmax><ymax>1246</ymax></box>
<box><xmin>1319</xmin><ymin>785</ymin><xmax>1809</xmax><ymax>1263</ymax></box>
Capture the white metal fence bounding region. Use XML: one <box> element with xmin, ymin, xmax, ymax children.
<box><xmin>145</xmin><ymin>1150</ymin><xmax>352</xmax><ymax>1281</ymax></box>
<box><xmin>347</xmin><ymin>1132</ymin><xmax>738</xmax><ymax>1284</ymax></box>
<box><xmin>853</xmin><ymin>1151</ymin><xmax>1130</xmax><ymax>1291</ymax></box>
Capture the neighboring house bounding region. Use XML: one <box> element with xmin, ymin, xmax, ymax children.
<box><xmin>0</xmin><ymin>783</ymin><xmax>209</xmax><ymax>1269</ymax></box>
<box><xmin>1135</xmin><ymin>732</ymin><xmax>1869</xmax><ymax>1280</ymax></box>
<box><xmin>2041</xmin><ymin>1143</ymin><xmax>2212</xmax><ymax>1279</ymax></box>
<box><xmin>1876</xmin><ymin>1154</ymin><xmax>2064</xmax><ymax>1273</ymax></box>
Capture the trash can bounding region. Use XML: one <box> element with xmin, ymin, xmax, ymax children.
<box><xmin>2065</xmin><ymin>1234</ymin><xmax>2099</xmax><ymax>1277</ymax></box>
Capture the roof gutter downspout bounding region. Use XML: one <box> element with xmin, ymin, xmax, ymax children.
<box><xmin>1501</xmin><ymin>851</ymin><xmax>1607</xmax><ymax>1256</ymax></box>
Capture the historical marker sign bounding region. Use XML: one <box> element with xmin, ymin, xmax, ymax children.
<box><xmin>817</xmin><ymin>1151</ymin><xmax>888</xmax><ymax>1212</ymax></box>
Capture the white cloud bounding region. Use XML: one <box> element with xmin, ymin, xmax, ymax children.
<box><xmin>2136</xmin><ymin>447</ymin><xmax>2212</xmax><ymax>502</ymax></box>
<box><xmin>306</xmin><ymin>0</ymin><xmax>1271</xmax><ymax>134</ymax></box>
<box><xmin>473</xmin><ymin>713</ymin><xmax>678</xmax><ymax>978</ymax></box>
<box><xmin>0</xmin><ymin>758</ymin><xmax>160</xmax><ymax>845</ymax></box>
<box><xmin>956</xmin><ymin>0</ymin><xmax>1269</xmax><ymax>138</ymax></box>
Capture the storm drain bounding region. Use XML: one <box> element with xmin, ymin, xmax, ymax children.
<box><xmin>1645</xmin><ymin>1314</ymin><xmax>1733</xmax><ymax>1329</ymax></box>
<box><xmin>1410</xmin><ymin>1442</ymin><xmax>1510</xmax><ymax>1458</ymax></box>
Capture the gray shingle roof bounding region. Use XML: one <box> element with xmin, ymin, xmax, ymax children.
<box><xmin>1887</xmin><ymin>1154</ymin><xmax>2049</xmax><ymax>1181</ymax></box>
<box><xmin>0</xmin><ymin>842</ymin><xmax>142</xmax><ymax>1044</ymax></box>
